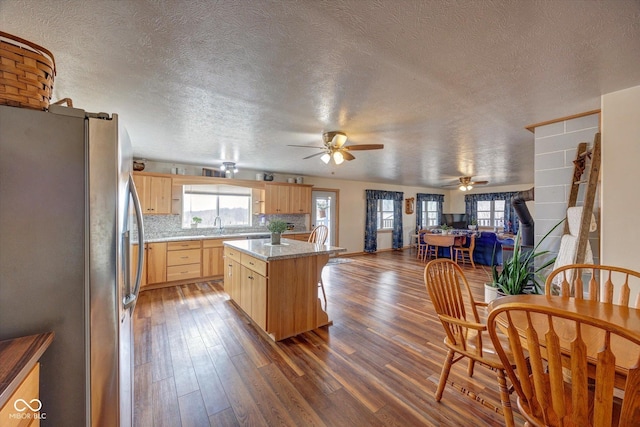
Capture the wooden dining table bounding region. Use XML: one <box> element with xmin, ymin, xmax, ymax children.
<box><xmin>488</xmin><ymin>294</ymin><xmax>640</xmax><ymax>388</ymax></box>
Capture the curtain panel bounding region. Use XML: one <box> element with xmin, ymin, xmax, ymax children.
<box><xmin>364</xmin><ymin>189</ymin><xmax>404</xmax><ymax>252</ymax></box>
<box><xmin>415</xmin><ymin>193</ymin><xmax>445</xmax><ymax>232</ymax></box>
<box><xmin>464</xmin><ymin>191</ymin><xmax>520</xmax><ymax>233</ymax></box>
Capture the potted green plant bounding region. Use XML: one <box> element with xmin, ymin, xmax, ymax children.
<box><xmin>191</xmin><ymin>216</ymin><xmax>202</xmax><ymax>229</ymax></box>
<box><xmin>486</xmin><ymin>219</ymin><xmax>564</xmax><ymax>300</ymax></box>
<box><xmin>267</xmin><ymin>219</ymin><xmax>288</xmax><ymax>245</ymax></box>
<box><xmin>440</xmin><ymin>224</ymin><xmax>452</xmax><ymax>234</ymax></box>
<box><xmin>468</xmin><ymin>218</ymin><xmax>478</xmax><ymax>230</ymax></box>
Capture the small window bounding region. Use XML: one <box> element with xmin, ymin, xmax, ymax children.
<box><xmin>377</xmin><ymin>199</ymin><xmax>394</xmax><ymax>230</ymax></box>
<box><xmin>420</xmin><ymin>200</ymin><xmax>439</xmax><ymax>228</ymax></box>
<box><xmin>182</xmin><ymin>184</ymin><xmax>251</xmax><ymax>228</ymax></box>
<box><xmin>477</xmin><ymin>200</ymin><xmax>505</xmax><ymax>228</ymax></box>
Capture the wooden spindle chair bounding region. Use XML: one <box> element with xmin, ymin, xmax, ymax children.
<box><xmin>545</xmin><ymin>263</ymin><xmax>640</xmax><ymax>308</ymax></box>
<box><xmin>309</xmin><ymin>225</ymin><xmax>329</xmax><ymax>309</ymax></box>
<box><xmin>424</xmin><ymin>259</ymin><xmax>515</xmax><ymax>426</ymax></box>
<box><xmin>488</xmin><ymin>302</ymin><xmax>640</xmax><ymax>427</ymax></box>
<box><xmin>454</xmin><ymin>234</ymin><xmax>476</xmax><ymax>268</ymax></box>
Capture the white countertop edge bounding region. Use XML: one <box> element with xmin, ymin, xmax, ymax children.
<box><xmin>223</xmin><ymin>238</ymin><xmax>346</xmax><ymax>261</ymax></box>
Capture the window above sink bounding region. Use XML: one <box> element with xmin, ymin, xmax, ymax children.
<box><xmin>182</xmin><ymin>184</ymin><xmax>254</xmax><ymax>229</ymax></box>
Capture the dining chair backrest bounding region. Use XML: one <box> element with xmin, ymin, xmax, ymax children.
<box><xmin>545</xmin><ymin>263</ymin><xmax>640</xmax><ymax>308</ymax></box>
<box><xmin>424</xmin><ymin>259</ymin><xmax>482</xmax><ymax>347</ymax></box>
<box><xmin>308</xmin><ymin>225</ymin><xmax>329</xmax><ymax>244</ymax></box>
<box><xmin>488</xmin><ymin>302</ymin><xmax>640</xmax><ymax>427</ymax></box>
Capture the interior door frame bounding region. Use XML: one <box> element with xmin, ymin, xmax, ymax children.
<box><xmin>311</xmin><ymin>188</ymin><xmax>339</xmax><ymax>246</ymax></box>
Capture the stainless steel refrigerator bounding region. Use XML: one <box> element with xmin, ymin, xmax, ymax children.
<box><xmin>0</xmin><ymin>104</ymin><xmax>144</xmax><ymax>426</ymax></box>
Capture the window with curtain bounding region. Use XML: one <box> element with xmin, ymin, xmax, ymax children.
<box><xmin>377</xmin><ymin>199</ymin><xmax>395</xmax><ymax>229</ymax></box>
<box><xmin>465</xmin><ymin>192</ymin><xmax>519</xmax><ymax>233</ymax></box>
<box><xmin>364</xmin><ymin>190</ymin><xmax>403</xmax><ymax>252</ymax></box>
<box><xmin>476</xmin><ymin>199</ymin><xmax>505</xmax><ymax>228</ymax></box>
<box><xmin>416</xmin><ymin>193</ymin><xmax>444</xmax><ymax>232</ymax></box>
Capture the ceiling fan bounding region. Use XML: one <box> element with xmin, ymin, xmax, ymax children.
<box><xmin>288</xmin><ymin>131</ymin><xmax>384</xmax><ymax>165</ymax></box>
<box><xmin>444</xmin><ymin>176</ymin><xmax>489</xmax><ymax>191</ymax></box>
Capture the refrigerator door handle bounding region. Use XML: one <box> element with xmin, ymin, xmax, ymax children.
<box><xmin>124</xmin><ymin>174</ymin><xmax>144</xmax><ymax>310</ymax></box>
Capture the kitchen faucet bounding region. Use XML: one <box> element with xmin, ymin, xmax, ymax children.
<box><xmin>213</xmin><ymin>216</ymin><xmax>223</xmax><ymax>233</ymax></box>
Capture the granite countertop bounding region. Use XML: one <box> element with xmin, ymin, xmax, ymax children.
<box><xmin>0</xmin><ymin>332</ymin><xmax>54</xmax><ymax>408</ymax></box>
<box><xmin>140</xmin><ymin>230</ymin><xmax>311</xmax><ymax>244</ymax></box>
<box><xmin>224</xmin><ymin>238</ymin><xmax>346</xmax><ymax>261</ymax></box>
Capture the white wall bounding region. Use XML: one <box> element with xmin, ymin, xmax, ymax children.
<box><xmin>304</xmin><ymin>176</ymin><xmax>444</xmax><ymax>254</ymax></box>
<box><xmin>601</xmin><ymin>85</ymin><xmax>640</xmax><ymax>273</ymax></box>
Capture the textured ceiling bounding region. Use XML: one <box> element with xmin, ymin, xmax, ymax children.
<box><xmin>2</xmin><ymin>0</ymin><xmax>640</xmax><ymax>187</ymax></box>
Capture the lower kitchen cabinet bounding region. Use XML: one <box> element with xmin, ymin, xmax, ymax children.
<box><xmin>131</xmin><ymin>243</ymin><xmax>148</xmax><ymax>289</ymax></box>
<box><xmin>146</xmin><ymin>242</ymin><xmax>167</xmax><ymax>285</ymax></box>
<box><xmin>224</xmin><ymin>249</ymin><xmax>268</xmax><ymax>331</ymax></box>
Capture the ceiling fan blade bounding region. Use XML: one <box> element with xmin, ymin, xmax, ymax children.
<box><xmin>332</xmin><ymin>133</ymin><xmax>348</xmax><ymax>148</ymax></box>
<box><xmin>303</xmin><ymin>152</ymin><xmax>327</xmax><ymax>160</ymax></box>
<box><xmin>470</xmin><ymin>181</ymin><xmax>489</xmax><ymax>185</ymax></box>
<box><xmin>345</xmin><ymin>144</ymin><xmax>384</xmax><ymax>151</ymax></box>
<box><xmin>342</xmin><ymin>151</ymin><xmax>356</xmax><ymax>161</ymax></box>
<box><xmin>288</xmin><ymin>144</ymin><xmax>324</xmax><ymax>149</ymax></box>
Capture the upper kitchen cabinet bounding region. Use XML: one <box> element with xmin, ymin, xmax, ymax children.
<box><xmin>133</xmin><ymin>173</ymin><xmax>172</xmax><ymax>214</ymax></box>
<box><xmin>289</xmin><ymin>185</ymin><xmax>311</xmax><ymax>214</ymax></box>
<box><xmin>265</xmin><ymin>183</ymin><xmax>312</xmax><ymax>214</ymax></box>
<box><xmin>265</xmin><ymin>183</ymin><xmax>290</xmax><ymax>214</ymax></box>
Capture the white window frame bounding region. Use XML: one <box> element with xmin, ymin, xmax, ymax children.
<box><xmin>476</xmin><ymin>200</ymin><xmax>505</xmax><ymax>229</ymax></box>
<box><xmin>377</xmin><ymin>199</ymin><xmax>394</xmax><ymax>230</ymax></box>
<box><xmin>420</xmin><ymin>200</ymin><xmax>439</xmax><ymax>228</ymax></box>
<box><xmin>182</xmin><ymin>190</ymin><xmax>252</xmax><ymax>229</ymax></box>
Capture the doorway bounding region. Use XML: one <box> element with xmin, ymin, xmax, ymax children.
<box><xmin>311</xmin><ymin>190</ymin><xmax>338</xmax><ymax>246</ymax></box>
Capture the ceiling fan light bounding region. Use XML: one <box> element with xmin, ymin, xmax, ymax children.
<box><xmin>333</xmin><ymin>151</ymin><xmax>344</xmax><ymax>165</ymax></box>
<box><xmin>459</xmin><ymin>185</ymin><xmax>467</xmax><ymax>191</ymax></box>
<box><xmin>333</xmin><ymin>133</ymin><xmax>348</xmax><ymax>148</ymax></box>
<box><xmin>321</xmin><ymin>153</ymin><xmax>331</xmax><ymax>164</ymax></box>
<box><xmin>467</xmin><ymin>184</ymin><xmax>473</xmax><ymax>190</ymax></box>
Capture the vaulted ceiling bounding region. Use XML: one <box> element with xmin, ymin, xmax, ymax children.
<box><xmin>2</xmin><ymin>0</ymin><xmax>640</xmax><ymax>188</ymax></box>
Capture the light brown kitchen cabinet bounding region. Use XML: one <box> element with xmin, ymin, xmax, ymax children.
<box><xmin>166</xmin><ymin>240</ymin><xmax>201</xmax><ymax>282</ymax></box>
<box><xmin>133</xmin><ymin>173</ymin><xmax>172</xmax><ymax>214</ymax></box>
<box><xmin>224</xmin><ymin>246</ymin><xmax>242</xmax><ymax>301</ymax></box>
<box><xmin>202</xmin><ymin>240</ymin><xmax>224</xmax><ymax>278</ymax></box>
<box><xmin>223</xmin><ymin>249</ymin><xmax>267</xmax><ymax>329</ymax></box>
<box><xmin>289</xmin><ymin>185</ymin><xmax>311</xmax><ymax>214</ymax></box>
<box><xmin>265</xmin><ymin>183</ymin><xmax>312</xmax><ymax>214</ymax></box>
<box><xmin>252</xmin><ymin>188</ymin><xmax>265</xmax><ymax>215</ymax></box>
<box><xmin>264</xmin><ymin>183</ymin><xmax>290</xmax><ymax>214</ymax></box>
<box><xmin>146</xmin><ymin>242</ymin><xmax>167</xmax><ymax>284</ymax></box>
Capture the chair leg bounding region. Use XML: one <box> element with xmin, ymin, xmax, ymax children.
<box><xmin>319</xmin><ymin>277</ymin><xmax>327</xmax><ymax>310</ymax></box>
<box><xmin>467</xmin><ymin>359</ymin><xmax>475</xmax><ymax>377</ymax></box>
<box><xmin>496</xmin><ymin>369</ymin><xmax>515</xmax><ymax>427</ymax></box>
<box><xmin>435</xmin><ymin>349</ymin><xmax>455</xmax><ymax>401</ymax></box>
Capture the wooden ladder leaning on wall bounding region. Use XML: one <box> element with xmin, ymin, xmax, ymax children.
<box><xmin>565</xmin><ymin>132</ymin><xmax>601</xmax><ymax>264</ymax></box>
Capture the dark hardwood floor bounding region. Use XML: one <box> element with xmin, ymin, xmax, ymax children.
<box><xmin>133</xmin><ymin>250</ymin><xmax>524</xmax><ymax>426</ymax></box>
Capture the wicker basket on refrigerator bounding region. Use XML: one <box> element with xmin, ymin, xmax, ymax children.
<box><xmin>0</xmin><ymin>31</ymin><xmax>56</xmax><ymax>110</ymax></box>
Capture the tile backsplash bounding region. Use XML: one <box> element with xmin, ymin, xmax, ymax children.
<box><xmin>138</xmin><ymin>214</ymin><xmax>309</xmax><ymax>240</ymax></box>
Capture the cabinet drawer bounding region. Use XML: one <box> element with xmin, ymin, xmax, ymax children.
<box><xmin>166</xmin><ymin>263</ymin><xmax>201</xmax><ymax>281</ymax></box>
<box><xmin>202</xmin><ymin>238</ymin><xmax>224</xmax><ymax>248</ymax></box>
<box><xmin>225</xmin><ymin>247</ymin><xmax>242</xmax><ymax>263</ymax></box>
<box><xmin>167</xmin><ymin>248</ymin><xmax>201</xmax><ymax>266</ymax></box>
<box><xmin>167</xmin><ymin>240</ymin><xmax>201</xmax><ymax>251</ymax></box>
<box><xmin>241</xmin><ymin>254</ymin><xmax>267</xmax><ymax>276</ymax></box>
<box><xmin>0</xmin><ymin>363</ymin><xmax>39</xmax><ymax>427</ymax></box>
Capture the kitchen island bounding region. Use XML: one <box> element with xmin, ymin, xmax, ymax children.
<box><xmin>223</xmin><ymin>238</ymin><xmax>346</xmax><ymax>341</ymax></box>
